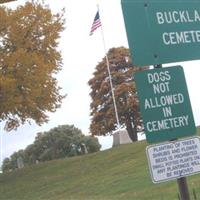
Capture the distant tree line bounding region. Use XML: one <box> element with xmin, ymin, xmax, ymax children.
<box><xmin>2</xmin><ymin>125</ymin><xmax>101</xmax><ymax>172</ymax></box>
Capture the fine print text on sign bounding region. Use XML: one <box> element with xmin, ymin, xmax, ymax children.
<box><xmin>134</xmin><ymin>66</ymin><xmax>196</xmax><ymax>143</ymax></box>
<box><xmin>146</xmin><ymin>137</ymin><xmax>200</xmax><ymax>183</ymax></box>
<box><xmin>121</xmin><ymin>0</ymin><xmax>200</xmax><ymax>66</ymax></box>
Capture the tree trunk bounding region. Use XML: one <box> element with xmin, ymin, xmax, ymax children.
<box><xmin>126</xmin><ymin>120</ymin><xmax>138</xmax><ymax>142</ymax></box>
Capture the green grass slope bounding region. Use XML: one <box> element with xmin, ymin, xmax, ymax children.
<box><xmin>1</xmin><ymin>139</ymin><xmax>200</xmax><ymax>200</ymax></box>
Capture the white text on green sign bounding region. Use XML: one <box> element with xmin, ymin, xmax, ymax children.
<box><xmin>121</xmin><ymin>0</ymin><xmax>200</xmax><ymax>66</ymax></box>
<box><xmin>134</xmin><ymin>66</ymin><xmax>196</xmax><ymax>143</ymax></box>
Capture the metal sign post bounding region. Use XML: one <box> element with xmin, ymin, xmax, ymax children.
<box><xmin>122</xmin><ymin>1</ymin><xmax>199</xmax><ymax>199</ymax></box>
<box><xmin>143</xmin><ymin>64</ymin><xmax>192</xmax><ymax>200</ymax></box>
<box><xmin>177</xmin><ymin>177</ymin><xmax>190</xmax><ymax>200</ymax></box>
<box><xmin>155</xmin><ymin>65</ymin><xmax>191</xmax><ymax>200</ymax></box>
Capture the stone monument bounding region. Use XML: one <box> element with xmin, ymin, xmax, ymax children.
<box><xmin>112</xmin><ymin>129</ymin><xmax>132</xmax><ymax>147</ymax></box>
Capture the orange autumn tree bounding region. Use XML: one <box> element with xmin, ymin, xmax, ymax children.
<box><xmin>88</xmin><ymin>47</ymin><xmax>148</xmax><ymax>141</ymax></box>
<box><xmin>0</xmin><ymin>1</ymin><xmax>65</xmax><ymax>131</ymax></box>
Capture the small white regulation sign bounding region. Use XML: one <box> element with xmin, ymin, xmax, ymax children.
<box><xmin>146</xmin><ymin>136</ymin><xmax>200</xmax><ymax>183</ymax></box>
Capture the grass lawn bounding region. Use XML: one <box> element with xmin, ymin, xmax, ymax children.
<box><xmin>0</xmin><ymin>128</ymin><xmax>200</xmax><ymax>200</ymax></box>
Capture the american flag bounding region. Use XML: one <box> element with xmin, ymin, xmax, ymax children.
<box><xmin>89</xmin><ymin>11</ymin><xmax>101</xmax><ymax>36</ymax></box>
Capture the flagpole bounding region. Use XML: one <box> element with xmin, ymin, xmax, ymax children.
<box><xmin>97</xmin><ymin>5</ymin><xmax>120</xmax><ymax>129</ymax></box>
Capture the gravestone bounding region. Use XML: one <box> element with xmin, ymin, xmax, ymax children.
<box><xmin>17</xmin><ymin>157</ymin><xmax>24</xmax><ymax>169</ymax></box>
<box><xmin>80</xmin><ymin>143</ymin><xmax>88</xmax><ymax>154</ymax></box>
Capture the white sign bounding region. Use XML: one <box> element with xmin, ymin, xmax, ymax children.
<box><xmin>146</xmin><ymin>136</ymin><xmax>200</xmax><ymax>183</ymax></box>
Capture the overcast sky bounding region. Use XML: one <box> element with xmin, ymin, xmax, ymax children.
<box><xmin>1</xmin><ymin>0</ymin><xmax>200</xmax><ymax>167</ymax></box>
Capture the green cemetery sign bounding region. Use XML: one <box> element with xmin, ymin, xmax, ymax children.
<box><xmin>121</xmin><ymin>0</ymin><xmax>200</xmax><ymax>66</ymax></box>
<box><xmin>134</xmin><ymin>66</ymin><xmax>196</xmax><ymax>143</ymax></box>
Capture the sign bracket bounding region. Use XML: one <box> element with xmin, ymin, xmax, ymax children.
<box><xmin>153</xmin><ymin>64</ymin><xmax>162</xmax><ymax>69</ymax></box>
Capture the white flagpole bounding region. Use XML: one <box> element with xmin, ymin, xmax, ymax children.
<box><xmin>97</xmin><ymin>5</ymin><xmax>120</xmax><ymax>129</ymax></box>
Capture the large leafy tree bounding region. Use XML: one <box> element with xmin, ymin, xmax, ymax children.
<box><xmin>88</xmin><ymin>47</ymin><xmax>148</xmax><ymax>141</ymax></box>
<box><xmin>31</xmin><ymin>125</ymin><xmax>101</xmax><ymax>161</ymax></box>
<box><xmin>0</xmin><ymin>1</ymin><xmax>65</xmax><ymax>131</ymax></box>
